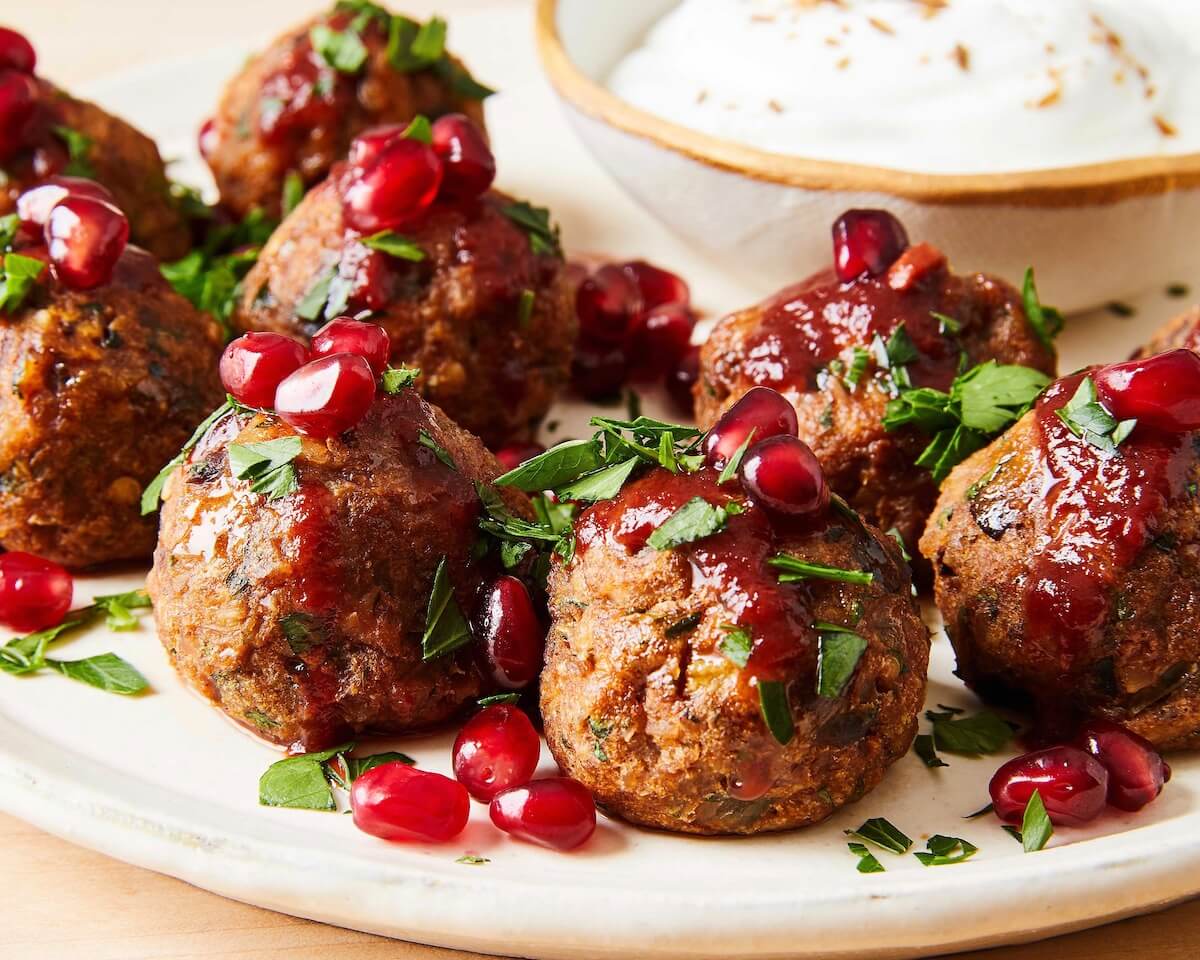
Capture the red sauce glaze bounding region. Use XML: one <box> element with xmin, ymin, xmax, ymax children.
<box><xmin>737</xmin><ymin>258</ymin><xmax>963</xmax><ymax>395</ymax></box>
<box><xmin>1024</xmin><ymin>371</ymin><xmax>1193</xmax><ymax>670</ymax></box>
<box><xmin>574</xmin><ymin>468</ymin><xmax>819</xmax><ymax>686</ymax></box>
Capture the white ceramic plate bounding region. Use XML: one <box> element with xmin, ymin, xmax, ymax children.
<box><xmin>3</xmin><ymin>6</ymin><xmax>1200</xmax><ymax>959</ymax></box>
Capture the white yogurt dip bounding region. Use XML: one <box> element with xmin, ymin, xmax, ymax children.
<box><xmin>606</xmin><ymin>0</ymin><xmax>1200</xmax><ymax>173</ymax></box>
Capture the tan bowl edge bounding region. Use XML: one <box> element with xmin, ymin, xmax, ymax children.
<box><xmin>534</xmin><ymin>0</ymin><xmax>1200</xmax><ymax>208</ymax></box>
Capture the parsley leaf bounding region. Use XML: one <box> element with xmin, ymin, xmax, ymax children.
<box><xmin>93</xmin><ymin>589</ymin><xmax>152</xmax><ymax>631</ymax></box>
<box><xmin>310</xmin><ymin>23</ymin><xmax>368</xmax><ymax>73</ymax></box>
<box><xmin>930</xmin><ymin>709</ymin><xmax>1013</xmax><ymax>755</ymax></box>
<box><xmin>913</xmin><ymin>733</ymin><xmax>949</xmax><ymax>768</ymax></box>
<box><xmin>646</xmin><ymin>497</ymin><xmax>742</xmax><ymax>550</ymax></box>
<box><xmin>1055</xmin><ymin>376</ymin><xmax>1136</xmax><ymax>454</ymax></box>
<box><xmin>433</xmin><ymin>58</ymin><xmax>496</xmax><ymax>99</ymax></box>
<box><xmin>769</xmin><ymin>555</ymin><xmax>874</xmax><ymax>586</ymax></box>
<box><xmin>848</xmin><ymin>841</ymin><xmax>886</xmax><ymax>874</ymax></box>
<box><xmin>757</xmin><ymin>680</ymin><xmax>794</xmax><ymax>745</ymax></box>
<box><xmin>53</xmin><ymin>125</ymin><xmax>95</xmax><ymax>177</ymax></box>
<box><xmin>228</xmin><ymin>436</ymin><xmax>302</xmax><ymax>500</ymax></box>
<box><xmin>717</xmin><ymin>429</ymin><xmax>755</xmax><ymax>484</ymax></box>
<box><xmin>501</xmin><ymin>201</ymin><xmax>562</xmax><ymax>258</ymax></box>
<box><xmin>361</xmin><ymin>230</ymin><xmax>425</xmax><ymax>261</ymax></box>
<box><xmin>381</xmin><ymin>365</ymin><xmax>420</xmax><ymax>393</ymax></box>
<box><xmin>259</xmin><ymin>742</ymin><xmax>354</xmax><ymax>811</ymax></box>
<box><xmin>141</xmin><ymin>398</ymin><xmax>237</xmax><ymax>514</ymax></box>
<box><xmin>418</xmin><ymin>428</ymin><xmax>457</xmax><ymax>469</ymax></box>
<box><xmin>815</xmin><ymin>622</ymin><xmax>868</xmax><ymax>698</ymax></box>
<box><xmin>1022</xmin><ymin>268</ymin><xmax>1064</xmax><ymax>350</ymax></box>
<box><xmin>0</xmin><ymin>252</ymin><xmax>47</xmax><ymax>314</ymax></box>
<box><xmin>478</xmin><ymin>692</ymin><xmax>520</xmax><ymax>707</ymax></box>
<box><xmin>914</xmin><ymin>835</ymin><xmax>978</xmax><ymax>866</ymax></box>
<box><xmin>717</xmin><ymin>624</ymin><xmax>752</xmax><ymax>668</ymax></box>
<box><xmin>421</xmin><ymin>557</ymin><xmax>472</xmax><ymax>661</ymax></box>
<box><xmin>294</xmin><ymin>265</ymin><xmax>337</xmax><ymax>322</ymax></box>
<box><xmin>1021</xmin><ymin>790</ymin><xmax>1053</xmax><ymax>852</ymax></box>
<box><xmin>282</xmin><ymin>170</ymin><xmax>305</xmax><ymax>215</ymax></box>
<box><xmin>555</xmin><ymin>457</ymin><xmax>639</xmax><ymax>502</ymax></box>
<box><xmin>47</xmin><ymin>653</ymin><xmax>148</xmax><ymax>695</ymax></box>
<box><xmin>494</xmin><ymin>438</ymin><xmax>603</xmax><ymax>491</ymax></box>
<box><xmin>845</xmin><ymin>817</ymin><xmax>912</xmax><ymax>855</ymax></box>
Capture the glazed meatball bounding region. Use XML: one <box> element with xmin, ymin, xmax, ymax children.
<box><xmin>1136</xmin><ymin>306</ymin><xmax>1200</xmax><ymax>358</ymax></box>
<box><xmin>697</xmin><ymin>233</ymin><xmax>1056</xmax><ymax>566</ymax></box>
<box><xmin>0</xmin><ymin>248</ymin><xmax>222</xmax><ymax>568</ymax></box>
<box><xmin>203</xmin><ymin>4</ymin><xmax>488</xmax><ymax>219</ymax></box>
<box><xmin>232</xmin><ymin>175</ymin><xmax>573</xmax><ymax>447</ymax></box>
<box><xmin>1</xmin><ymin>77</ymin><xmax>190</xmax><ymax>261</ymax></box>
<box><xmin>541</xmin><ymin>468</ymin><xmax>928</xmax><ymax>835</ymax></box>
<box><xmin>148</xmin><ymin>388</ymin><xmax>529</xmax><ymax>752</ymax></box>
<box><xmin>921</xmin><ymin>364</ymin><xmax>1200</xmax><ymax>750</ymax></box>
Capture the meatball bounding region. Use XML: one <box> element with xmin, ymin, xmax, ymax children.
<box><xmin>148</xmin><ymin>388</ymin><xmax>529</xmax><ymax>751</ymax></box>
<box><xmin>1</xmin><ymin>78</ymin><xmax>190</xmax><ymax>261</ymax></box>
<box><xmin>0</xmin><ymin>248</ymin><xmax>222</xmax><ymax>568</ymax></box>
<box><xmin>203</xmin><ymin>5</ymin><xmax>488</xmax><ymax>219</ymax></box>
<box><xmin>1136</xmin><ymin>306</ymin><xmax>1200</xmax><ymax>358</ymax></box>
<box><xmin>697</xmin><ymin>240</ymin><xmax>1057</xmax><ymax>567</ymax></box>
<box><xmin>232</xmin><ymin>177</ymin><xmax>573</xmax><ymax>448</ymax></box>
<box><xmin>541</xmin><ymin>468</ymin><xmax>928</xmax><ymax>835</ymax></box>
<box><xmin>920</xmin><ymin>369</ymin><xmax>1200</xmax><ymax>750</ymax></box>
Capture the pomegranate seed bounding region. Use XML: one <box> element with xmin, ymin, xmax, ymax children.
<box><xmin>0</xmin><ymin>69</ymin><xmax>37</xmax><ymax>162</ymax></box>
<box><xmin>310</xmin><ymin>316</ymin><xmax>391</xmax><ymax>375</ymax></box>
<box><xmin>0</xmin><ymin>551</ymin><xmax>73</xmax><ymax>633</ymax></box>
<box><xmin>739</xmin><ymin>435</ymin><xmax>828</xmax><ymax>517</ymax></box>
<box><xmin>17</xmin><ymin>176</ymin><xmax>115</xmax><ymax>230</ymax></box>
<box><xmin>351</xmin><ymin>762</ymin><xmax>470</xmax><ymax>843</ymax></box>
<box><xmin>667</xmin><ymin>346</ymin><xmax>700</xmax><ymax>415</ymax></box>
<box><xmin>494</xmin><ymin>442</ymin><xmax>545</xmax><ymax>472</ymax></box>
<box><xmin>831</xmin><ymin>209</ymin><xmax>909</xmax><ymax>282</ymax></box>
<box><xmin>347</xmin><ymin>124</ymin><xmax>405</xmax><ymax>171</ymax></box>
<box><xmin>990</xmin><ymin>746</ymin><xmax>1109</xmax><ymax>827</ymax></box>
<box><xmin>477</xmin><ymin>575</ymin><xmax>545</xmax><ymax>689</ymax></box>
<box><xmin>219</xmin><ymin>332</ymin><xmax>308</xmax><ymax>408</ymax></box>
<box><xmin>627</xmin><ymin>304</ymin><xmax>695</xmax><ymax>384</ymax></box>
<box><xmin>341</xmin><ymin>245</ymin><xmax>394</xmax><ymax>313</ymax></box>
<box><xmin>197</xmin><ymin>117</ymin><xmax>218</xmax><ymax>162</ymax></box>
<box><xmin>575</xmin><ymin>265</ymin><xmax>642</xmax><ymax>345</ymax></box>
<box><xmin>274</xmin><ymin>353</ymin><xmax>376</xmax><ymax>438</ymax></box>
<box><xmin>570</xmin><ymin>340</ymin><xmax>628</xmax><ymax>399</ymax></box>
<box><xmin>1094</xmin><ymin>349</ymin><xmax>1200</xmax><ymax>434</ymax></box>
<box><xmin>621</xmin><ymin>260</ymin><xmax>689</xmax><ymax>310</ymax></box>
<box><xmin>431</xmin><ymin>113</ymin><xmax>495</xmax><ymax>200</ymax></box>
<box><xmin>703</xmin><ymin>386</ymin><xmax>799</xmax><ymax>469</ymax></box>
<box><xmin>45</xmin><ymin>196</ymin><xmax>129</xmax><ymax>290</ymax></box>
<box><xmin>342</xmin><ymin>136</ymin><xmax>443</xmax><ymax>233</ymax></box>
<box><xmin>452</xmin><ymin>704</ymin><xmax>541</xmax><ymax>802</ymax></box>
<box><xmin>0</xmin><ymin>28</ymin><xmax>36</xmax><ymax>74</ymax></box>
<box><xmin>489</xmin><ymin>777</ymin><xmax>597</xmax><ymax>851</ymax></box>
<box><xmin>1077</xmin><ymin>720</ymin><xmax>1170</xmax><ymax>812</ymax></box>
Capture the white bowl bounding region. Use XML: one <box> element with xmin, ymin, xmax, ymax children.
<box><xmin>535</xmin><ymin>0</ymin><xmax>1200</xmax><ymax>313</ymax></box>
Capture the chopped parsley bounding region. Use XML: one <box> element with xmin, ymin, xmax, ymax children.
<box><xmin>1020</xmin><ymin>790</ymin><xmax>1053</xmax><ymax>852</ymax></box>
<box><xmin>882</xmin><ymin>360</ymin><xmax>1051</xmax><ymax>482</ymax></box>
<box><xmin>843</xmin><ymin>346</ymin><xmax>871</xmax><ymax>390</ymax></box>
<box><xmin>457</xmin><ymin>854</ymin><xmax>490</xmax><ymax>865</ymax></box>
<box><xmin>501</xmin><ymin>201</ymin><xmax>562</xmax><ymax>258</ymax></box>
<box><xmin>717</xmin><ymin>624</ymin><xmax>752</xmax><ymax>668</ymax></box>
<box><xmin>556</xmin><ymin>457</ymin><xmax>640</xmax><ymax>502</ymax></box>
<box><xmin>913</xmin><ymin>734</ymin><xmax>948</xmax><ymax>768</ymax></box>
<box><xmin>845</xmin><ymin>817</ymin><xmax>912</xmax><ymax>855</ymax></box>
<box><xmin>757</xmin><ymin>680</ymin><xmax>794</xmax><ymax>745</ymax></box>
<box><xmin>282</xmin><ymin>170</ymin><xmax>305</xmax><ymax>215</ymax></box>
<box><xmin>380</xmin><ymin>12</ymin><xmax>494</xmax><ymax>97</ymax></box>
<box><xmin>259</xmin><ymin>742</ymin><xmax>354</xmax><ymax>811</ymax></box>
<box><xmin>228</xmin><ymin>436</ymin><xmax>302</xmax><ymax>500</ymax></box>
<box><xmin>53</xmin><ymin>125</ymin><xmax>95</xmax><ymax>177</ymax></box>
<box><xmin>914</xmin><ymin>834</ymin><xmax>978</xmax><ymax>866</ymax></box>
<box><xmin>516</xmin><ymin>288</ymin><xmax>535</xmax><ymax>328</ymax></box>
<box><xmin>717</xmin><ymin>430</ymin><xmax>755</xmax><ymax>484</ymax></box>
<box><xmin>141</xmin><ymin>398</ymin><xmax>238</xmax><ymax>514</ymax></box>
<box><xmin>1022</xmin><ymin>267</ymin><xmax>1064</xmax><ymax>350</ymax></box>
<box><xmin>421</xmin><ymin>557</ymin><xmax>472</xmax><ymax>661</ymax></box>
<box><xmin>0</xmin><ymin>252</ymin><xmax>47</xmax><ymax>314</ymax></box>
<box><xmin>814</xmin><ymin>622</ymin><xmax>868</xmax><ymax>698</ymax></box>
<box><xmin>926</xmin><ymin>708</ymin><xmax>1013</xmax><ymax>757</ymax></box>
<box><xmin>848</xmin><ymin>842</ymin><xmax>886</xmax><ymax>874</ymax></box>
<box><xmin>646</xmin><ymin>497</ymin><xmax>743</xmax><ymax>550</ymax></box>
<box><xmin>768</xmin><ymin>555</ymin><xmax>873</xmax><ymax>586</ymax></box>
<box><xmin>418</xmin><ymin>428</ymin><xmax>457</xmax><ymax>469</ymax></box>
<box><xmin>1055</xmin><ymin>376</ymin><xmax>1136</xmax><ymax>454</ymax></box>
<box><xmin>310</xmin><ymin>23</ymin><xmax>369</xmax><ymax>73</ymax></box>
<box><xmin>478</xmin><ymin>692</ymin><xmax>520</xmax><ymax>707</ymax></box>
<box><xmin>588</xmin><ymin>716</ymin><xmax>611</xmax><ymax>762</ymax></box>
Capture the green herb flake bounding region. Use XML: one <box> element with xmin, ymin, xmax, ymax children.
<box><xmin>0</xmin><ymin>252</ymin><xmax>47</xmax><ymax>314</ymax></box>
<box><xmin>932</xmin><ymin>311</ymin><xmax>961</xmax><ymax>335</ymax></box>
<box><xmin>516</xmin><ymin>288</ymin><xmax>535</xmax><ymax>328</ymax></box>
<box><xmin>421</xmin><ymin>557</ymin><xmax>472</xmax><ymax>661</ymax></box>
<box><xmin>47</xmin><ymin>653</ymin><xmax>148</xmax><ymax>695</ymax></box>
<box><xmin>478</xmin><ymin>692</ymin><xmax>521</xmax><ymax>707</ymax></box>
<box><xmin>361</xmin><ymin>230</ymin><xmax>425</xmax><ymax>261</ymax></box>
<box><xmin>282</xmin><ymin>170</ymin><xmax>305</xmax><ymax>216</ymax></box>
<box><xmin>258</xmin><ymin>742</ymin><xmax>354</xmax><ymax>811</ymax></box>
<box><xmin>914</xmin><ymin>834</ymin><xmax>978</xmax><ymax>866</ymax></box>
<box><xmin>930</xmin><ymin>709</ymin><xmax>1013</xmax><ymax>756</ymax></box>
<box><xmin>1106</xmin><ymin>301</ymin><xmax>1135</xmax><ymax>318</ymax></box>
<box><xmin>769</xmin><ymin>555</ymin><xmax>874</xmax><ymax>586</ymax></box>
<box><xmin>418</xmin><ymin>429</ymin><xmax>457</xmax><ymax>470</ymax></box>
<box><xmin>501</xmin><ymin>201</ymin><xmax>562</xmax><ymax>258</ymax></box>
<box><xmin>310</xmin><ymin>23</ymin><xmax>368</xmax><ymax>73</ymax></box>
<box><xmin>913</xmin><ymin>733</ymin><xmax>948</xmax><ymax>768</ymax></box>
<box><xmin>757</xmin><ymin>680</ymin><xmax>794</xmax><ymax>745</ymax></box>
<box><xmin>717</xmin><ymin>429</ymin><xmax>755</xmax><ymax>485</ymax></box>
<box><xmin>495</xmin><ymin>438</ymin><xmax>603</xmax><ymax>492</ymax></box>
<box><xmin>1021</xmin><ymin>790</ymin><xmax>1053</xmax><ymax>853</ymax></box>
<box><xmin>815</xmin><ymin>622</ymin><xmax>869</xmax><ymax>699</ymax></box>
<box><xmin>844</xmin><ymin>346</ymin><xmax>871</xmax><ymax>390</ymax></box>
<box><xmin>845</xmin><ymin>817</ymin><xmax>912</xmax><ymax>855</ymax></box>
<box><xmin>717</xmin><ymin>624</ymin><xmax>752</xmax><ymax>668</ymax></box>
<box><xmin>279</xmin><ymin>612</ymin><xmax>326</xmax><ymax>654</ymax></box>
<box><xmin>848</xmin><ymin>841</ymin><xmax>886</xmax><ymax>873</ymax></box>
<box><xmin>555</xmin><ymin>457</ymin><xmax>639</xmax><ymax>503</ymax></box>
<box><xmin>294</xmin><ymin>265</ymin><xmax>337</xmax><ymax>322</ymax></box>
<box><xmin>588</xmin><ymin>716</ymin><xmax>611</xmax><ymax>762</ymax></box>
<box><xmin>885</xmin><ymin>527</ymin><xmax>912</xmax><ymax>562</ymax></box>
<box><xmin>228</xmin><ymin>436</ymin><xmax>302</xmax><ymax>500</ymax></box>
<box><xmin>647</xmin><ymin>497</ymin><xmax>743</xmax><ymax>551</ymax></box>
<box><xmin>457</xmin><ymin>854</ymin><xmax>490</xmax><ymax>865</ymax></box>
<box><xmin>963</xmin><ymin>802</ymin><xmax>994</xmax><ymax>820</ymax></box>
<box><xmin>53</xmin><ymin>125</ymin><xmax>95</xmax><ymax>177</ymax></box>
<box><xmin>1055</xmin><ymin>376</ymin><xmax>1137</xmax><ymax>454</ymax></box>
<box><xmin>142</xmin><ymin>399</ymin><xmax>237</xmax><ymax>514</ymax></box>
<box><xmin>380</xmin><ymin>365</ymin><xmax>421</xmax><ymax>393</ymax></box>
<box><xmin>1022</xmin><ymin>267</ymin><xmax>1064</xmax><ymax>349</ymax></box>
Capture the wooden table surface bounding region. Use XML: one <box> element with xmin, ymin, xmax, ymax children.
<box><xmin>4</xmin><ymin>1</ymin><xmax>1199</xmax><ymax>958</ymax></box>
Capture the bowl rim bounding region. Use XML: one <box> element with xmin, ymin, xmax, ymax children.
<box><xmin>534</xmin><ymin>0</ymin><xmax>1200</xmax><ymax>206</ymax></box>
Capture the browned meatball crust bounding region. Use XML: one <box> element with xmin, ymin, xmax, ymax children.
<box><xmin>0</xmin><ymin>79</ymin><xmax>190</xmax><ymax>261</ymax></box>
<box><xmin>148</xmin><ymin>389</ymin><xmax>529</xmax><ymax>752</ymax></box>
<box><xmin>542</xmin><ymin>468</ymin><xmax>928</xmax><ymax>835</ymax></box>
<box><xmin>204</xmin><ymin>5</ymin><xmax>487</xmax><ymax>219</ymax></box>
<box><xmin>1136</xmin><ymin>306</ymin><xmax>1200</xmax><ymax>358</ymax></box>
<box><xmin>697</xmin><ymin>244</ymin><xmax>1057</xmax><ymax>568</ymax></box>
<box><xmin>921</xmin><ymin>373</ymin><xmax>1200</xmax><ymax>750</ymax></box>
<box><xmin>233</xmin><ymin>178</ymin><xmax>573</xmax><ymax>447</ymax></box>
<box><xmin>0</xmin><ymin>249</ymin><xmax>222</xmax><ymax>568</ymax></box>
